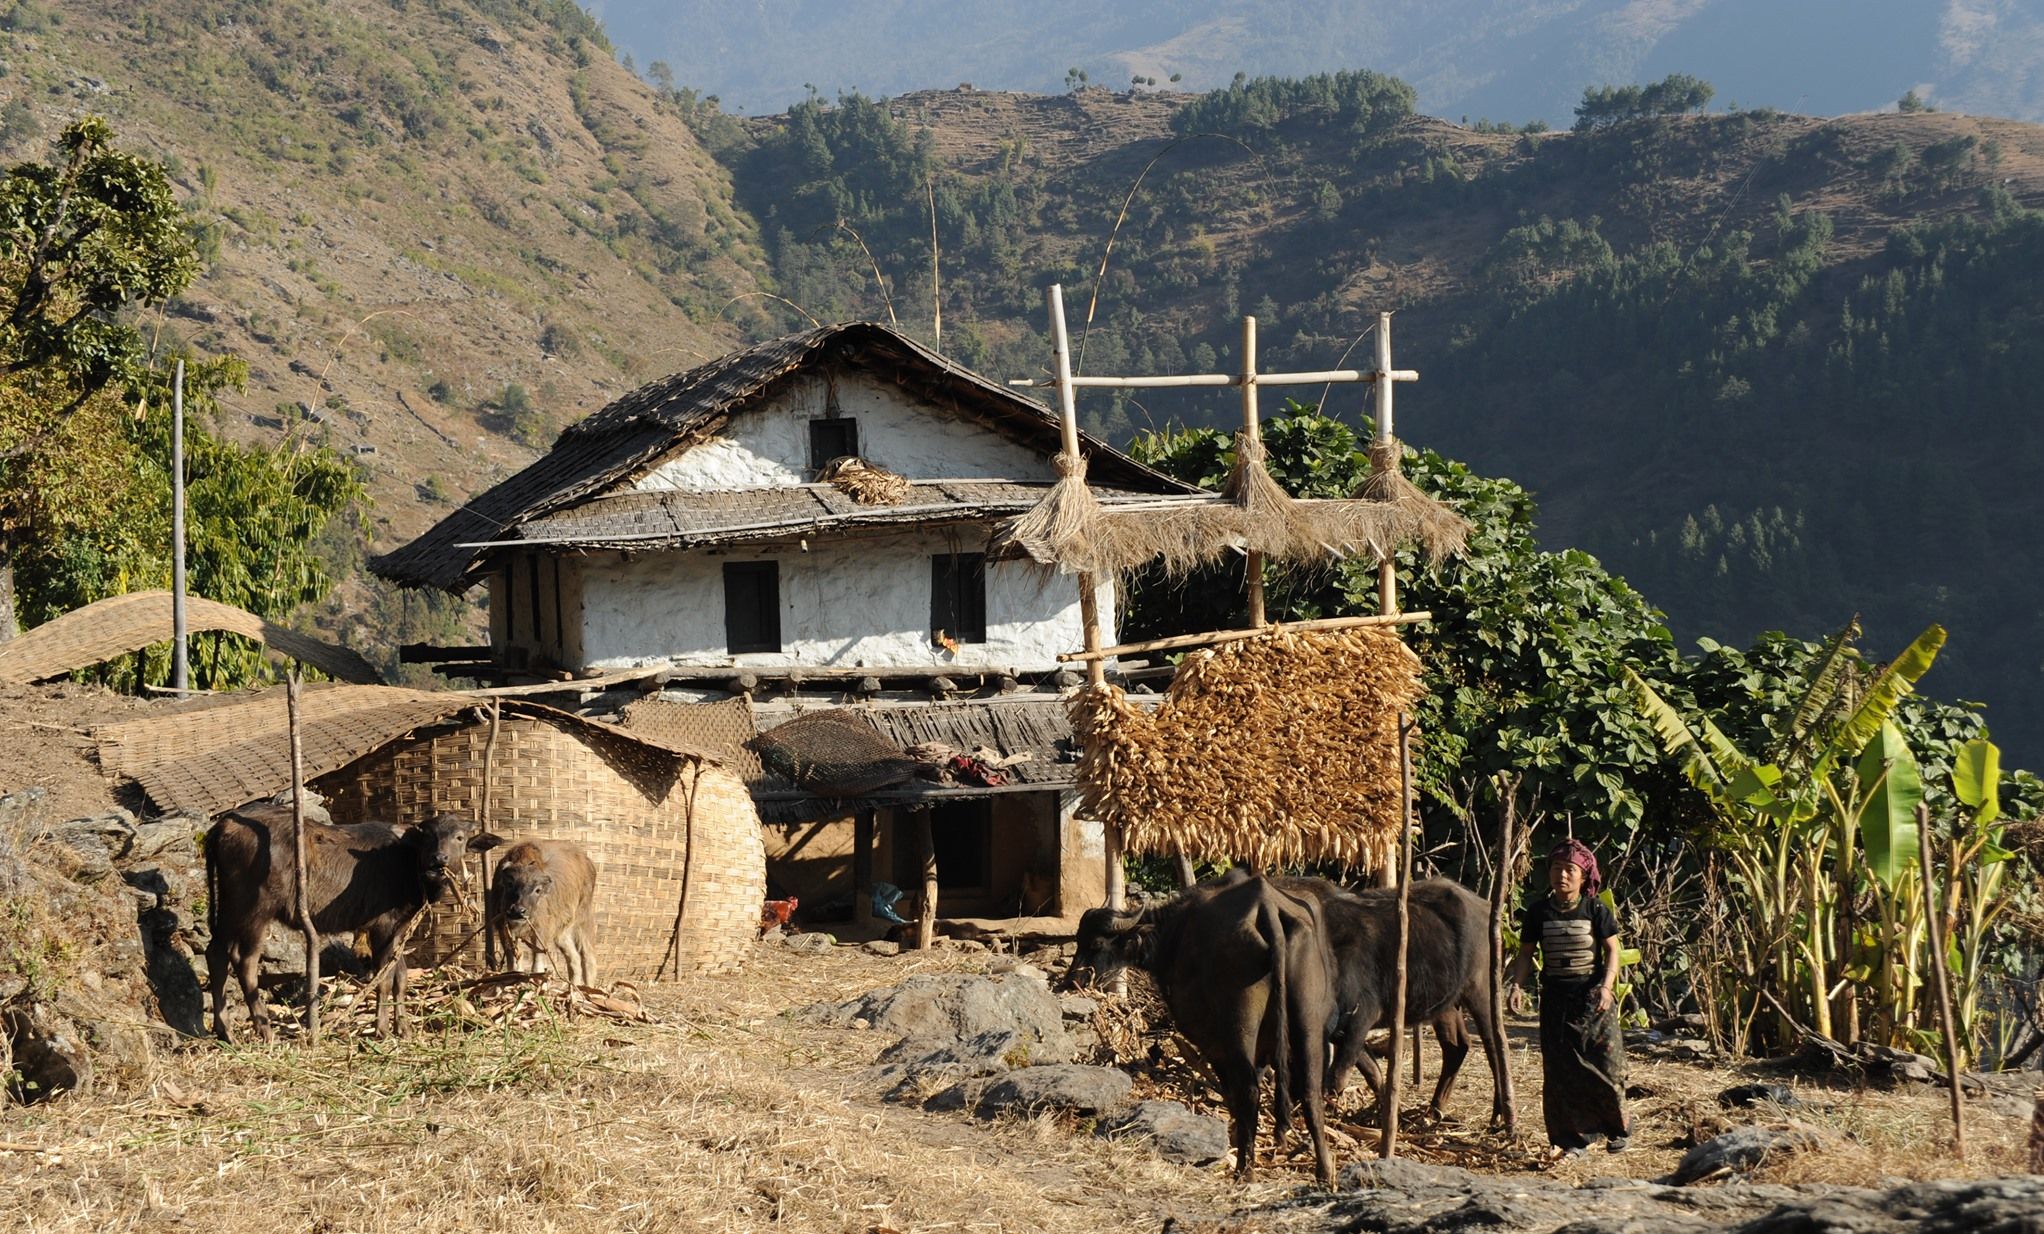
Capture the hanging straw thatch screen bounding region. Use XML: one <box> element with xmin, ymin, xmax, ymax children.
<box><xmin>998</xmin><ymin>437</ymin><xmax>1469</xmax><ymax>579</ymax></box>
<box><xmin>1069</xmin><ymin>625</ymin><xmax>1423</xmax><ymax>871</ymax></box>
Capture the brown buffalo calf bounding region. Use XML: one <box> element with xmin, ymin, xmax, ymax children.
<box><xmin>205</xmin><ymin>805</ymin><xmax>488</xmax><ymax>1041</ymax></box>
<box><xmin>486</xmin><ymin>840</ymin><xmax>599</xmax><ymax>988</ymax></box>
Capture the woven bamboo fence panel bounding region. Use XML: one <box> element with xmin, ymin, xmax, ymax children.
<box><xmin>315</xmin><ymin>713</ymin><xmax>763</xmax><ymax>979</ymax></box>
<box><xmin>1069</xmin><ymin>625</ymin><xmax>1422</xmax><ymax>872</ymax></box>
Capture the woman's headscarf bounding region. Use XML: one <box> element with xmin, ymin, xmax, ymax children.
<box><xmin>1548</xmin><ymin>838</ymin><xmax>1601</xmax><ymax>896</ymax></box>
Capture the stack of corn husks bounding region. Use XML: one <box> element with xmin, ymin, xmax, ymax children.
<box><xmin>1069</xmin><ymin>625</ymin><xmax>1422</xmax><ymax>872</ymax></box>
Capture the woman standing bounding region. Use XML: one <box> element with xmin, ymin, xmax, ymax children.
<box><xmin>1506</xmin><ymin>839</ymin><xmax>1630</xmax><ymax>1155</ymax></box>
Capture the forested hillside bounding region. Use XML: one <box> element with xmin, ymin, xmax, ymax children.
<box><xmin>689</xmin><ymin>78</ymin><xmax>2044</xmax><ymax>762</ymax></box>
<box><xmin>11</xmin><ymin>3</ymin><xmax>2043</xmax><ymax>760</ymax></box>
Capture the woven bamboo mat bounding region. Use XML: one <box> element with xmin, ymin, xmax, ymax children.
<box><xmin>0</xmin><ymin>590</ymin><xmax>383</xmax><ymax>685</ymax></box>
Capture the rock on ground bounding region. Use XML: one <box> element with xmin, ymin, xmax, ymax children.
<box><xmin>966</xmin><ymin>1063</ymin><xmax>1131</xmax><ymax>1120</ymax></box>
<box><xmin>1667</xmin><ymin>1124</ymin><xmax>1830</xmax><ymax>1185</ymax></box>
<box><xmin>807</xmin><ymin>973</ymin><xmax>1073</xmax><ymax>1063</ymax></box>
<box><xmin>1096</xmin><ymin>1100</ymin><xmax>1229</xmax><ymax>1165</ymax></box>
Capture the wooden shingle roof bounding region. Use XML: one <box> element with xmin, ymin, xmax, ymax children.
<box><xmin>371</xmin><ymin>322</ymin><xmax>1186</xmax><ymax>592</ymax></box>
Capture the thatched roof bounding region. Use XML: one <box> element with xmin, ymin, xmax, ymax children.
<box><xmin>498</xmin><ymin>479</ymin><xmax>1188</xmax><ymax>552</ymax></box>
<box><xmin>0</xmin><ymin>591</ymin><xmax>383</xmax><ymax>686</ymax></box>
<box><xmin>372</xmin><ymin>322</ymin><xmax>1189</xmax><ymax>592</ymax></box>
<box><xmin>95</xmin><ymin>683</ymin><xmax>718</xmax><ymax>818</ymax></box>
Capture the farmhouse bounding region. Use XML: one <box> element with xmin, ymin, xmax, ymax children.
<box><xmin>374</xmin><ymin>322</ymin><xmax>1202</xmax><ymax>922</ymax></box>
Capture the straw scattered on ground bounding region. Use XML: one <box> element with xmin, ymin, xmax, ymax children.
<box><xmin>4</xmin><ymin>940</ymin><xmax>2031</xmax><ymax>1234</ymax></box>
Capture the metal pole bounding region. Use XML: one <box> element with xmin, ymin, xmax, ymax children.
<box><xmin>1241</xmin><ymin>315</ymin><xmax>1265</xmax><ymax>627</ymax></box>
<box><xmin>1380</xmin><ymin>712</ymin><xmax>1416</xmax><ymax>1157</ymax></box>
<box><xmin>1049</xmin><ymin>284</ymin><xmax>1122</xmax><ymax>913</ymax></box>
<box><xmin>171</xmin><ymin>359</ymin><xmax>189</xmax><ymax>697</ymax></box>
<box><xmin>1919</xmin><ymin>801</ymin><xmax>1967</xmax><ymax>1159</ymax></box>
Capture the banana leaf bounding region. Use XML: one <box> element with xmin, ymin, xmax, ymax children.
<box><xmin>1829</xmin><ymin>625</ymin><xmax>1946</xmax><ymax>761</ymax></box>
<box><xmin>1953</xmin><ymin>738</ymin><xmax>2001</xmax><ymax>826</ymax></box>
<box><xmin>1857</xmin><ymin>720</ymin><xmax>1923</xmax><ymax>888</ymax></box>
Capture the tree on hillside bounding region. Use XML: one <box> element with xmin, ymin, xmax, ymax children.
<box><xmin>0</xmin><ymin>116</ymin><xmax>200</xmax><ymax>637</ymax></box>
<box><xmin>0</xmin><ymin>118</ymin><xmax>365</xmax><ymax>682</ymax></box>
<box><xmin>1572</xmin><ymin>74</ymin><xmax>1716</xmax><ymax>131</ymax></box>
<box><xmin>1124</xmin><ymin>403</ymin><xmax>1685</xmax><ymax>842</ymax></box>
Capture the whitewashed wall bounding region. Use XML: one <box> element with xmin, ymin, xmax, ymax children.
<box><xmin>570</xmin><ymin>530</ymin><xmax>1116</xmax><ymax>672</ymax></box>
<box><xmin>634</xmin><ymin>370</ymin><xmax>1056</xmax><ymax>490</ymax></box>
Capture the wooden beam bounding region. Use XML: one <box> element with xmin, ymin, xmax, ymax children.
<box><xmin>914</xmin><ymin>807</ymin><xmax>937</xmax><ymax>951</ymax></box>
<box><xmin>462</xmin><ymin>666</ymin><xmax>671</xmax><ymax>697</ymax></box>
<box><xmin>1379</xmin><ymin>713</ymin><xmax>1416</xmax><ymax>1159</ymax></box>
<box><xmin>1058</xmin><ymin>611</ymin><xmax>1432</xmax><ymax>662</ymax></box>
<box><xmin>853</xmin><ymin>808</ymin><xmax>876</xmax><ymax>927</ymax></box>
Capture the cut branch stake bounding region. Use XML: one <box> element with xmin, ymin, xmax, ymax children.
<box><xmin>1380</xmin><ymin>711</ymin><xmax>1416</xmax><ymax>1158</ymax></box>
<box><xmin>287</xmin><ymin>673</ymin><xmax>319</xmax><ymax>1044</ymax></box>
<box><xmin>1919</xmin><ymin>800</ymin><xmax>1967</xmax><ymax>1159</ymax></box>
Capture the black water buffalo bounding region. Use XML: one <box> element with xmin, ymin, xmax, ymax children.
<box><xmin>1069</xmin><ymin>875</ymin><xmax>1337</xmax><ymax>1184</ymax></box>
<box><xmin>485</xmin><ymin>839</ymin><xmax>599</xmax><ymax>988</ymax></box>
<box><xmin>1277</xmin><ymin>876</ymin><xmax>1513</xmax><ymax>1130</ymax></box>
<box><xmin>205</xmin><ymin>804</ymin><xmax>488</xmax><ymax>1040</ymax></box>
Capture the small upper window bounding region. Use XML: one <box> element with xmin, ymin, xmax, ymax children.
<box><xmin>931</xmin><ymin>552</ymin><xmax>987</xmax><ymax>646</ymax></box>
<box><xmin>809</xmin><ymin>418</ymin><xmax>859</xmax><ymax>471</ymax></box>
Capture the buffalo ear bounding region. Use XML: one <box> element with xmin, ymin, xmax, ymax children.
<box><xmin>468</xmin><ymin>832</ymin><xmax>506</xmax><ymax>852</ymax></box>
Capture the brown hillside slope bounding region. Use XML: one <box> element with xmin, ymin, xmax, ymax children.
<box><xmin>6</xmin><ymin>0</ymin><xmax>765</xmax><ymax>554</ymax></box>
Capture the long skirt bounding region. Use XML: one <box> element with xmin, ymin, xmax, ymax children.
<box><xmin>1538</xmin><ymin>976</ymin><xmax>1628</xmax><ymax>1149</ymax></box>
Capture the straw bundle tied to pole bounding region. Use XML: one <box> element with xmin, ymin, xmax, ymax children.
<box><xmin>1069</xmin><ymin>625</ymin><xmax>1424</xmax><ymax>870</ymax></box>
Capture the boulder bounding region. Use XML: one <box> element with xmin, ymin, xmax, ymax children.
<box><xmin>1668</xmin><ymin>1125</ymin><xmax>1828</xmax><ymax>1185</ymax></box>
<box><xmin>971</xmin><ymin>1064</ymin><xmax>1131</xmax><ymax>1119</ymax></box>
<box><xmin>1095</xmin><ymin>1100</ymin><xmax>1228</xmax><ymax>1165</ymax></box>
<box><xmin>808</xmin><ymin>973</ymin><xmax>1073</xmax><ymax>1063</ymax></box>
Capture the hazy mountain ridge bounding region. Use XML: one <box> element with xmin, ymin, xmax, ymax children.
<box><xmin>589</xmin><ymin>0</ymin><xmax>2044</xmax><ymax>124</ymax></box>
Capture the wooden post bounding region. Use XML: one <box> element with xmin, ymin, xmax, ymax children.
<box><xmin>1487</xmin><ymin>778</ymin><xmax>1521</xmax><ymax>1132</ymax></box>
<box><xmin>1048</xmin><ymin>284</ymin><xmax>1123</xmax><ymax>912</ymax></box>
<box><xmin>1919</xmin><ymin>801</ymin><xmax>1967</xmax><ymax>1159</ymax></box>
<box><xmin>480</xmin><ymin>700</ymin><xmax>502</xmax><ymax>969</ymax></box>
<box><xmin>853</xmin><ymin>807</ymin><xmax>877</xmax><ymax>927</ymax></box>
<box><xmin>1380</xmin><ymin>712</ymin><xmax>1416</xmax><ymax>1158</ymax></box>
<box><xmin>287</xmin><ymin>674</ymin><xmax>320</xmax><ymax>1043</ymax></box>
<box><xmin>171</xmin><ymin>359</ymin><xmax>189</xmax><ymax>698</ymax></box>
<box><xmin>1374</xmin><ymin>312</ymin><xmax>1398</xmax><ymax>619</ymax></box>
<box><xmin>1174</xmin><ymin>850</ymin><xmax>1197</xmax><ymax>889</ymax></box>
<box><xmin>1241</xmin><ymin>315</ymin><xmax>1265</xmax><ymax>628</ymax></box>
<box><xmin>914</xmin><ymin>807</ymin><xmax>938</xmax><ymax>952</ymax></box>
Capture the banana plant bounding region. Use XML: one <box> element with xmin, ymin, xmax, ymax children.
<box><xmin>1945</xmin><ymin>738</ymin><xmax>2015</xmax><ymax>1065</ymax></box>
<box><xmin>1627</xmin><ymin>622</ymin><xmax>1946</xmax><ymax>1053</ymax></box>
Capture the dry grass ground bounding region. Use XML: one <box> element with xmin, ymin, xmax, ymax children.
<box><xmin>2</xmin><ymin>940</ymin><xmax>2031</xmax><ymax>1233</ymax></box>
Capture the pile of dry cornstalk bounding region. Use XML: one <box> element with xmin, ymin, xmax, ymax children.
<box><xmin>1069</xmin><ymin>626</ymin><xmax>1421</xmax><ymax>871</ymax></box>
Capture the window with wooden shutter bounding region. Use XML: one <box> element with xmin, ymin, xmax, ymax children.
<box><xmin>930</xmin><ymin>552</ymin><xmax>987</xmax><ymax>645</ymax></box>
<box><xmin>723</xmin><ymin>561</ymin><xmax>782</xmax><ymax>653</ymax></box>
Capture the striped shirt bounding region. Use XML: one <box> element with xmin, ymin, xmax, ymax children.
<box><xmin>1520</xmin><ymin>895</ymin><xmax>1618</xmax><ymax>983</ymax></box>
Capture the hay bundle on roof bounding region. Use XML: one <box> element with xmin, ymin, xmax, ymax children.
<box><xmin>818</xmin><ymin>456</ymin><xmax>912</xmax><ymax>505</ymax></box>
<box><xmin>1069</xmin><ymin>625</ymin><xmax>1423</xmax><ymax>872</ymax></box>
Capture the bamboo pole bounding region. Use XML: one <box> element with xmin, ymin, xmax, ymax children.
<box><xmin>480</xmin><ymin>700</ymin><xmax>502</xmax><ymax>970</ymax></box>
<box><xmin>1375</xmin><ymin>312</ymin><xmax>1398</xmax><ymax>619</ymax></box>
<box><xmin>1049</xmin><ymin>283</ymin><xmax>1122</xmax><ymax>913</ymax></box>
<box><xmin>1380</xmin><ymin>712</ymin><xmax>1416</xmax><ymax>1158</ymax></box>
<box><xmin>1241</xmin><ymin>315</ymin><xmax>1265</xmax><ymax>628</ymax></box>
<box><xmin>1919</xmin><ymin>801</ymin><xmax>1967</xmax><ymax>1159</ymax></box>
<box><xmin>1488</xmin><ymin>776</ymin><xmax>1520</xmax><ymax>1132</ymax></box>
<box><xmin>1007</xmin><ymin>368</ymin><xmax>1419</xmax><ymax>390</ymax></box>
<box><xmin>287</xmin><ymin>674</ymin><xmax>320</xmax><ymax>1044</ymax></box>
<box><xmin>914</xmin><ymin>807</ymin><xmax>938</xmax><ymax>951</ymax></box>
<box><xmin>1058</xmin><ymin>611</ymin><xmax>1433</xmax><ymax>662</ymax></box>
<box><xmin>171</xmin><ymin>359</ymin><xmax>189</xmax><ymax>698</ymax></box>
